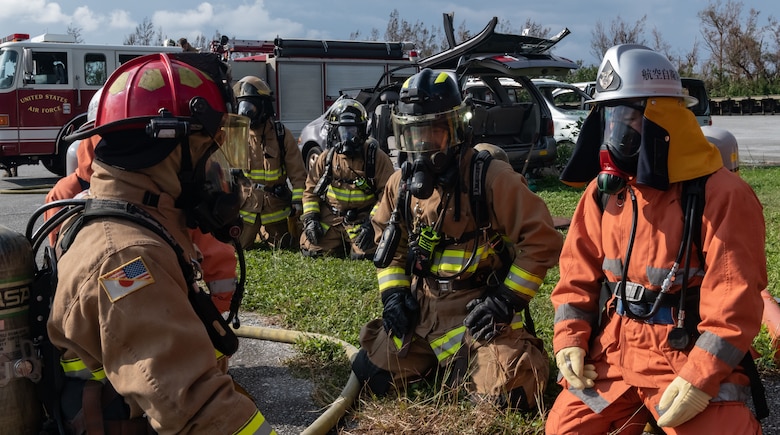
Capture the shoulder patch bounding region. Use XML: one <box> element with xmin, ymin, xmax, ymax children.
<box><xmin>99</xmin><ymin>257</ymin><xmax>155</xmax><ymax>302</ymax></box>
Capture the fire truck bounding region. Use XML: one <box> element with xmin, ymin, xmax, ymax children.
<box><xmin>225</xmin><ymin>37</ymin><xmax>418</xmax><ymax>137</ymax></box>
<box><xmin>0</xmin><ymin>33</ymin><xmax>180</xmax><ymax>176</ymax></box>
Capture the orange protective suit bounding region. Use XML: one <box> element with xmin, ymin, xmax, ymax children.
<box><xmin>547</xmin><ymin>99</ymin><xmax>766</xmax><ymax>434</ymax></box>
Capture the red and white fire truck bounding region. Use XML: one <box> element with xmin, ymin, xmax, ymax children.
<box><xmin>226</xmin><ymin>37</ymin><xmax>418</xmax><ymax>137</ymax></box>
<box><xmin>0</xmin><ymin>33</ymin><xmax>180</xmax><ymax>176</ymax></box>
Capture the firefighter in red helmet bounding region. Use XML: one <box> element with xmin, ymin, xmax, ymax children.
<box><xmin>47</xmin><ymin>53</ymin><xmax>275</xmax><ymax>434</ymax></box>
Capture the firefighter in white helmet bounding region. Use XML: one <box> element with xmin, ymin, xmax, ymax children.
<box><xmin>547</xmin><ymin>44</ymin><xmax>766</xmax><ymax>434</ymax></box>
<box><xmin>47</xmin><ymin>52</ymin><xmax>275</xmax><ymax>434</ymax></box>
<box><xmin>234</xmin><ymin>75</ymin><xmax>306</xmax><ymax>250</ymax></box>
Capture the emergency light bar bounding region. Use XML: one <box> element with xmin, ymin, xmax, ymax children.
<box><xmin>2</xmin><ymin>33</ymin><xmax>30</xmax><ymax>43</ymax></box>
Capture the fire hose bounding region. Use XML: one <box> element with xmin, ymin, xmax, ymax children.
<box><xmin>233</xmin><ymin>325</ymin><xmax>361</xmax><ymax>435</ymax></box>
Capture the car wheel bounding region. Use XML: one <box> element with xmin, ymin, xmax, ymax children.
<box><xmin>305</xmin><ymin>146</ymin><xmax>323</xmax><ymax>172</ymax></box>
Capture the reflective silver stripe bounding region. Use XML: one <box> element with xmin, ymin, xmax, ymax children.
<box><xmin>60</xmin><ymin>358</ymin><xmax>107</xmax><ymax>382</ymax></box>
<box><xmin>554</xmin><ymin>303</ymin><xmax>598</xmax><ymax>325</ymax></box>
<box><xmin>695</xmin><ymin>331</ymin><xmax>745</xmax><ymax>368</ymax></box>
<box><xmin>504</xmin><ymin>264</ymin><xmax>543</xmax><ymax>298</ymax></box>
<box><xmin>647</xmin><ymin>265</ymin><xmax>703</xmax><ymax>287</ymax></box>
<box><xmin>240</xmin><ymin>210</ymin><xmax>258</xmax><ymax>225</ymax></box>
<box><xmin>207</xmin><ymin>278</ymin><xmax>235</xmax><ymax>295</ymax></box>
<box><xmin>602</xmin><ymin>258</ymin><xmax>623</xmax><ymax>276</ymax></box>
<box><xmin>377</xmin><ymin>267</ymin><xmax>411</xmax><ymax>292</ymax></box>
<box><xmin>712</xmin><ymin>383</ymin><xmax>750</xmax><ymax>403</ymax></box>
<box><xmin>429</xmin><ymin>326</ymin><xmax>466</xmax><ymax>362</ymax></box>
<box><xmin>567</xmin><ymin>385</ymin><xmax>611</xmax><ymax>414</ymax></box>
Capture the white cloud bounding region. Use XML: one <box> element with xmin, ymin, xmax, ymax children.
<box><xmin>72</xmin><ymin>6</ymin><xmax>101</xmax><ymax>32</ymax></box>
<box><xmin>108</xmin><ymin>10</ymin><xmax>136</xmax><ymax>31</ymax></box>
<box><xmin>0</xmin><ymin>0</ymin><xmax>67</xmax><ymax>24</ymax></box>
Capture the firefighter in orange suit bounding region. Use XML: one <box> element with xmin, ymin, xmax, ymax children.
<box><xmin>300</xmin><ymin>98</ymin><xmax>395</xmax><ymax>259</ymax></box>
<box><xmin>234</xmin><ymin>75</ymin><xmax>306</xmax><ymax>250</ymax></box>
<box><xmin>546</xmin><ymin>45</ymin><xmax>766</xmax><ymax>434</ymax></box>
<box><xmin>351</xmin><ymin>69</ymin><xmax>562</xmax><ymax>410</ymax></box>
<box><xmin>47</xmin><ymin>53</ymin><xmax>275</xmax><ymax>434</ymax></box>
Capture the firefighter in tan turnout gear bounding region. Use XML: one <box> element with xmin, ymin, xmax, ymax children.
<box><xmin>234</xmin><ymin>75</ymin><xmax>306</xmax><ymax>250</ymax></box>
<box><xmin>351</xmin><ymin>69</ymin><xmax>562</xmax><ymax>409</ymax></box>
<box><xmin>546</xmin><ymin>45</ymin><xmax>767</xmax><ymax>434</ymax></box>
<box><xmin>300</xmin><ymin>98</ymin><xmax>395</xmax><ymax>259</ymax></box>
<box><xmin>47</xmin><ymin>53</ymin><xmax>275</xmax><ymax>434</ymax></box>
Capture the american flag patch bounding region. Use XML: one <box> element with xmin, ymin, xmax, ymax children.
<box><xmin>99</xmin><ymin>257</ymin><xmax>155</xmax><ymax>302</ymax></box>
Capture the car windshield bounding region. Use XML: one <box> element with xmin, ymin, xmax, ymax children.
<box><xmin>0</xmin><ymin>48</ymin><xmax>18</xmax><ymax>89</ymax></box>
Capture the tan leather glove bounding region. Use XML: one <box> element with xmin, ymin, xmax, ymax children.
<box><xmin>656</xmin><ymin>376</ymin><xmax>712</xmax><ymax>427</ymax></box>
<box><xmin>555</xmin><ymin>347</ymin><xmax>597</xmax><ymax>390</ymax></box>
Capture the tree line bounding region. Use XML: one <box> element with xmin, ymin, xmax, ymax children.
<box><xmin>70</xmin><ymin>0</ymin><xmax>777</xmax><ymax>99</ymax></box>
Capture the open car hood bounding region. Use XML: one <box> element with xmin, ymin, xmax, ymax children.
<box><xmin>419</xmin><ymin>16</ymin><xmax>578</xmax><ymax>77</ymax></box>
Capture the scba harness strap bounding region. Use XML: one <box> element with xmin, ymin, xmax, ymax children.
<box><xmin>596</xmin><ymin>176</ymin><xmax>768</xmax><ymax>420</ymax></box>
<box><xmin>27</xmin><ymin>198</ymin><xmax>241</xmax><ymax>434</ymax></box>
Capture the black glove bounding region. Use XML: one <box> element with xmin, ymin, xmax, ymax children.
<box><xmin>303</xmin><ymin>213</ymin><xmax>324</xmax><ymax>245</ymax></box>
<box><xmin>381</xmin><ymin>287</ymin><xmax>420</xmax><ymax>337</ymax></box>
<box><xmin>464</xmin><ymin>285</ymin><xmax>528</xmax><ymax>342</ymax></box>
<box><xmin>353</xmin><ymin>219</ymin><xmax>375</xmax><ymax>251</ymax></box>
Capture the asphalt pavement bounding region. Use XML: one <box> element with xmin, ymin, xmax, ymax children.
<box><xmin>1</xmin><ymin>114</ymin><xmax>780</xmax><ymax>434</ymax></box>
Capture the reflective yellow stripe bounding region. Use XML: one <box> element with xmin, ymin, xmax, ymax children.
<box><xmin>246</xmin><ymin>169</ymin><xmax>283</xmax><ymax>182</ymax></box>
<box><xmin>60</xmin><ymin>358</ymin><xmax>107</xmax><ymax>381</ymax></box>
<box><xmin>430</xmin><ymin>326</ymin><xmax>466</xmax><ymax>362</ymax></box>
<box><xmin>302</xmin><ymin>201</ymin><xmax>321</xmax><ymax>215</ymax></box>
<box><xmin>392</xmin><ymin>334</ymin><xmax>403</xmax><ymax>350</ymax></box>
<box><xmin>291</xmin><ymin>188</ymin><xmax>303</xmax><ymax>202</ymax></box>
<box><xmin>377</xmin><ymin>267</ymin><xmax>411</xmax><ymax>292</ymax></box>
<box><xmin>232</xmin><ymin>410</ymin><xmax>277</xmax><ymax>435</ymax></box>
<box><xmin>240</xmin><ymin>210</ymin><xmax>258</xmax><ymax>224</ymax></box>
<box><xmin>326</xmin><ymin>186</ymin><xmax>375</xmax><ymax>203</ymax></box>
<box><xmin>510</xmin><ymin>320</ymin><xmax>525</xmax><ymax>330</ymax></box>
<box><xmin>431</xmin><ymin>244</ymin><xmax>493</xmax><ymax>274</ymax></box>
<box><xmin>260</xmin><ymin>208</ymin><xmax>290</xmax><ymax>225</ymax></box>
<box><xmin>504</xmin><ymin>264</ymin><xmax>543</xmax><ymax>298</ymax></box>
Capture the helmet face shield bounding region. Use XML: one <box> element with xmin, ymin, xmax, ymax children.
<box><xmin>601</xmin><ymin>103</ymin><xmax>644</xmax><ymax>173</ymax></box>
<box><xmin>337</xmin><ymin>125</ymin><xmax>359</xmax><ymax>144</ymax></box>
<box><xmin>218</xmin><ymin>113</ymin><xmax>250</xmax><ymax>170</ymax></box>
<box><xmin>392</xmin><ymin>104</ymin><xmax>470</xmax><ymax>155</ymax></box>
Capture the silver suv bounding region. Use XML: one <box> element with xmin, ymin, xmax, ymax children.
<box><xmin>532</xmin><ymin>78</ymin><xmax>593</xmax><ymax>146</ymax></box>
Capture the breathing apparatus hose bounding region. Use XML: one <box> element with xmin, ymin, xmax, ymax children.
<box><xmin>232</xmin><ymin>325</ymin><xmax>361</xmax><ymax>435</ymax></box>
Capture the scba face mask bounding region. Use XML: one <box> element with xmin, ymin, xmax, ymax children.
<box><xmin>237</xmin><ymin>98</ymin><xmax>273</xmax><ymax>129</ymax></box>
<box><xmin>333</xmin><ymin>125</ymin><xmax>363</xmax><ymax>157</ymax></box>
<box><xmin>179</xmin><ymin>115</ymin><xmax>251</xmax><ymax>242</ymax></box>
<box><xmin>596</xmin><ymin>103</ymin><xmax>644</xmax><ymax>194</ymax></box>
<box><xmin>393</xmin><ymin>106</ymin><xmax>467</xmax><ymax>199</ymax></box>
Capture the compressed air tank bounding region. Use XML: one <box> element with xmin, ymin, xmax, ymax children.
<box><xmin>0</xmin><ymin>225</ymin><xmax>42</xmax><ymax>434</ymax></box>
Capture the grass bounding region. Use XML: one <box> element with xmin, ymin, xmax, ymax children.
<box><xmin>240</xmin><ymin>165</ymin><xmax>780</xmax><ymax>434</ymax></box>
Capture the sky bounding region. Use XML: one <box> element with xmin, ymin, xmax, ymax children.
<box><xmin>0</xmin><ymin>0</ymin><xmax>777</xmax><ymax>67</ymax></box>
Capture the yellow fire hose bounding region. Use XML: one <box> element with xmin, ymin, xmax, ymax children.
<box><xmin>0</xmin><ymin>185</ymin><xmax>54</xmax><ymax>194</ymax></box>
<box><xmin>233</xmin><ymin>325</ymin><xmax>361</xmax><ymax>435</ymax></box>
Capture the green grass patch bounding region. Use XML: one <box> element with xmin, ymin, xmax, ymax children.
<box><xmin>241</xmin><ymin>165</ymin><xmax>780</xmax><ymax>433</ymax></box>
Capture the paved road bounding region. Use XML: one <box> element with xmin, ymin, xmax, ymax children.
<box><xmin>713</xmin><ymin>114</ymin><xmax>780</xmax><ymax>164</ymax></box>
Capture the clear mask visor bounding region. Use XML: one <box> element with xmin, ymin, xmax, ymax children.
<box><xmin>602</xmin><ymin>104</ymin><xmax>644</xmax><ymax>159</ymax></box>
<box><xmin>392</xmin><ymin>104</ymin><xmax>470</xmax><ymax>154</ymax></box>
<box><xmin>218</xmin><ymin>114</ymin><xmax>250</xmax><ymax>170</ymax></box>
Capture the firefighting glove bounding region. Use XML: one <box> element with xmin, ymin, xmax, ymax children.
<box><xmin>464</xmin><ymin>285</ymin><xmax>528</xmax><ymax>342</ymax></box>
<box><xmin>353</xmin><ymin>219</ymin><xmax>375</xmax><ymax>252</ymax></box>
<box><xmin>303</xmin><ymin>213</ymin><xmax>324</xmax><ymax>245</ymax></box>
<box><xmin>656</xmin><ymin>376</ymin><xmax>712</xmax><ymax>427</ymax></box>
<box><xmin>381</xmin><ymin>287</ymin><xmax>420</xmax><ymax>338</ymax></box>
<box><xmin>555</xmin><ymin>347</ymin><xmax>597</xmax><ymax>390</ymax></box>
